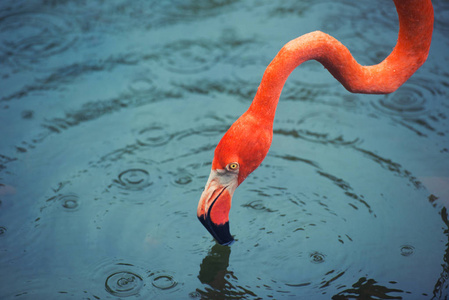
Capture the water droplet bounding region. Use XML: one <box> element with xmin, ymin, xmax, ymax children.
<box><xmin>105</xmin><ymin>271</ymin><xmax>144</xmax><ymax>297</ymax></box>
<box><xmin>151</xmin><ymin>273</ymin><xmax>177</xmax><ymax>290</ymax></box>
<box><xmin>280</xmin><ymin>112</ymin><xmax>361</xmax><ymax>147</ymax></box>
<box><xmin>309</xmin><ymin>251</ymin><xmax>326</xmax><ymax>264</ymax></box>
<box><xmin>400</xmin><ymin>245</ymin><xmax>415</xmax><ymax>257</ymax></box>
<box><xmin>115</xmin><ymin>169</ymin><xmax>152</xmax><ymax>191</ymax></box>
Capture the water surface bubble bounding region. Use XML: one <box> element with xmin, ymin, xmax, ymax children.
<box><xmin>59</xmin><ymin>194</ymin><xmax>80</xmax><ymax>211</ymax></box>
<box><xmin>105</xmin><ymin>271</ymin><xmax>144</xmax><ymax>297</ymax></box>
<box><xmin>400</xmin><ymin>245</ymin><xmax>415</xmax><ymax>257</ymax></box>
<box><xmin>44</xmin><ymin>194</ymin><xmax>80</xmax><ymax>212</ymax></box>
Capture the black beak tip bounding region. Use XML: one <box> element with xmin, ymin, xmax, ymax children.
<box><xmin>198</xmin><ymin>215</ymin><xmax>235</xmax><ymax>246</ymax></box>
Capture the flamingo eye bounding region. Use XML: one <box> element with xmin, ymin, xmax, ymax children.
<box><xmin>227</xmin><ymin>162</ymin><xmax>239</xmax><ymax>171</ymax></box>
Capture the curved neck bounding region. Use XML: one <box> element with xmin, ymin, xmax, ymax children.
<box><xmin>247</xmin><ymin>0</ymin><xmax>434</xmax><ymax>123</ymax></box>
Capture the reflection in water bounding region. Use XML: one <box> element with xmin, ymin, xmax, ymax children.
<box><xmin>197</xmin><ymin>244</ymin><xmax>258</xmax><ymax>299</ymax></box>
<box><xmin>332</xmin><ymin>277</ymin><xmax>403</xmax><ymax>300</ymax></box>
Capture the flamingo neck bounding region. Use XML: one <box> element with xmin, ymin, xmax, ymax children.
<box><xmin>247</xmin><ymin>0</ymin><xmax>433</xmax><ymax>123</ymax></box>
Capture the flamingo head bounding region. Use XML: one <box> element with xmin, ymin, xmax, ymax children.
<box><xmin>197</xmin><ymin>112</ymin><xmax>272</xmax><ymax>245</ymax></box>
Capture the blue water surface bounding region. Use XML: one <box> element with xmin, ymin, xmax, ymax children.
<box><xmin>1</xmin><ymin>0</ymin><xmax>449</xmax><ymax>299</ymax></box>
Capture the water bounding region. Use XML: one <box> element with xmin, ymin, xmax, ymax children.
<box><xmin>1</xmin><ymin>0</ymin><xmax>448</xmax><ymax>299</ymax></box>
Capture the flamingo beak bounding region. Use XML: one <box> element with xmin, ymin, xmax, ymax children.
<box><xmin>197</xmin><ymin>171</ymin><xmax>236</xmax><ymax>246</ymax></box>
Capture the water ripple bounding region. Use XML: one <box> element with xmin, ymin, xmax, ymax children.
<box><xmin>105</xmin><ymin>271</ymin><xmax>144</xmax><ymax>297</ymax></box>
<box><xmin>128</xmin><ymin>77</ymin><xmax>157</xmax><ymax>95</ymax></box>
<box><xmin>112</xmin><ymin>168</ymin><xmax>152</xmax><ymax>191</ymax></box>
<box><xmin>275</xmin><ymin>128</ymin><xmax>360</xmax><ymax>147</ymax></box>
<box><xmin>272</xmin><ymin>153</ymin><xmax>321</xmax><ymax>169</ymax></box>
<box><xmin>170</xmin><ymin>169</ymin><xmax>194</xmax><ymax>187</ymax></box>
<box><xmin>316</xmin><ymin>170</ymin><xmax>373</xmax><ymax>214</ymax></box>
<box><xmin>160</xmin><ymin>39</ymin><xmax>224</xmax><ymax>74</ymax></box>
<box><xmin>149</xmin><ymin>271</ymin><xmax>178</xmax><ymax>290</ymax></box>
<box><xmin>353</xmin><ymin>146</ymin><xmax>422</xmax><ymax>189</ymax></box>
<box><xmin>434</xmin><ymin>1</ymin><xmax>449</xmax><ymax>33</ymax></box>
<box><xmin>0</xmin><ymin>154</ymin><xmax>17</xmax><ymax>173</ymax></box>
<box><xmin>332</xmin><ymin>277</ymin><xmax>404</xmax><ymax>299</ymax></box>
<box><xmin>173</xmin><ymin>77</ymin><xmax>257</xmax><ymax>103</ymax></box>
<box><xmin>136</xmin><ymin>124</ymin><xmax>173</xmax><ymax>147</ymax></box>
<box><xmin>92</xmin><ymin>259</ymin><xmax>152</xmax><ymax>298</ymax></box>
<box><xmin>43</xmin><ymin>193</ymin><xmax>81</xmax><ymax>212</ymax></box>
<box><xmin>58</xmin><ymin>194</ymin><xmax>80</xmax><ymax>211</ymax></box>
<box><xmin>0</xmin><ymin>11</ymin><xmax>78</xmax><ymax>68</ymax></box>
<box><xmin>309</xmin><ymin>251</ymin><xmax>326</xmax><ymax>264</ymax></box>
<box><xmin>268</xmin><ymin>0</ymin><xmax>315</xmax><ymax>17</ymax></box>
<box><xmin>315</xmin><ymin>1</ymin><xmax>362</xmax><ymax>33</ymax></box>
<box><xmin>242</xmin><ymin>199</ymin><xmax>278</xmax><ymax>213</ymax></box>
<box><xmin>354</xmin><ymin>0</ymin><xmax>398</xmax><ymax>35</ymax></box>
<box><xmin>1</xmin><ymin>52</ymin><xmax>150</xmax><ymax>102</ymax></box>
<box><xmin>274</xmin><ymin>112</ymin><xmax>362</xmax><ymax>147</ymax></box>
<box><xmin>372</xmin><ymin>78</ymin><xmax>435</xmax><ymax>118</ymax></box>
<box><xmin>154</xmin><ymin>0</ymin><xmax>239</xmax><ymax>21</ymax></box>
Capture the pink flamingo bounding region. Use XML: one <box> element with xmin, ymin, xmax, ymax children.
<box><xmin>197</xmin><ymin>0</ymin><xmax>434</xmax><ymax>245</ymax></box>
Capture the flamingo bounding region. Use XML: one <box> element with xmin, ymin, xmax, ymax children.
<box><xmin>197</xmin><ymin>0</ymin><xmax>434</xmax><ymax>245</ymax></box>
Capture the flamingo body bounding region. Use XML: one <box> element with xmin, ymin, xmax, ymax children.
<box><xmin>197</xmin><ymin>0</ymin><xmax>434</xmax><ymax>245</ymax></box>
